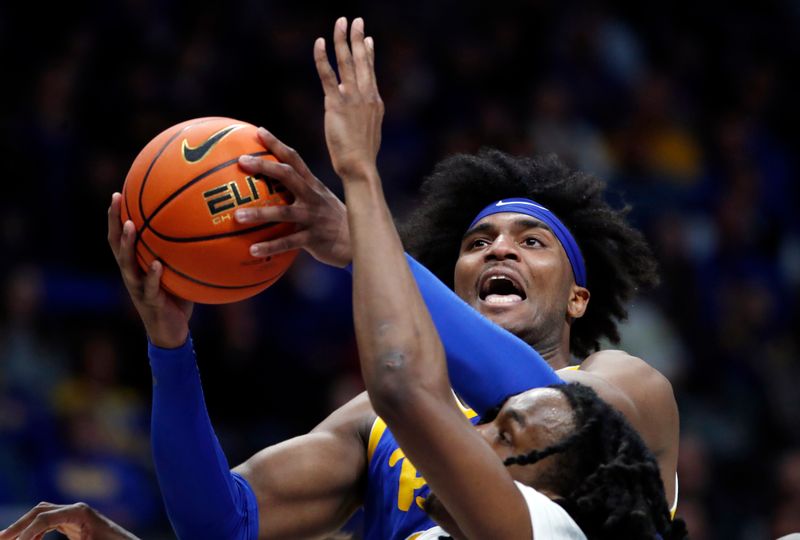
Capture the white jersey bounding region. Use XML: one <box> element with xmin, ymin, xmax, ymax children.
<box><xmin>413</xmin><ymin>481</ymin><xmax>586</xmax><ymax>540</ymax></box>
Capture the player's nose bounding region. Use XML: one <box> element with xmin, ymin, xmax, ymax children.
<box><xmin>484</xmin><ymin>234</ymin><xmax>519</xmax><ymax>262</ymax></box>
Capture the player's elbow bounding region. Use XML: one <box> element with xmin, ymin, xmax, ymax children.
<box><xmin>366</xmin><ymin>347</ymin><xmax>449</xmax><ymax>421</ymax></box>
<box><xmin>366</xmin><ymin>347</ymin><xmax>421</xmax><ymax>415</ymax></box>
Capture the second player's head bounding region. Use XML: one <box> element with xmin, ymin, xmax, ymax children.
<box><xmin>425</xmin><ymin>383</ymin><xmax>687</xmax><ymax>539</ymax></box>
<box><xmin>401</xmin><ymin>148</ymin><xmax>659</xmax><ymax>358</ymax></box>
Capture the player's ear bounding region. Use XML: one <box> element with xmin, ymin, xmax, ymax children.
<box><xmin>567</xmin><ymin>285</ymin><xmax>590</xmax><ymax>319</ymax></box>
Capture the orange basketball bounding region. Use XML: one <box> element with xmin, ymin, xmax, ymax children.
<box><xmin>121</xmin><ymin>117</ymin><xmax>299</xmax><ymax>304</ymax></box>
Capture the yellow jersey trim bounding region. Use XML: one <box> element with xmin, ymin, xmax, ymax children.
<box><xmin>368</xmin><ymin>417</ymin><xmax>388</xmax><ymax>463</ymax></box>
<box><xmin>452</xmin><ymin>391</ymin><xmax>478</xmax><ymax>419</ymax></box>
<box><xmin>367</xmin><ymin>392</ymin><xmax>476</xmax><ymax>464</ymax></box>
<box><xmin>562</xmin><ymin>365</ymin><xmax>581</xmax><ymax>371</ymax></box>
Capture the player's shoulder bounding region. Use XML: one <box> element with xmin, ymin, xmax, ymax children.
<box><xmin>559</xmin><ymin>349</ymin><xmax>677</xmax><ymax>433</ymax></box>
<box><xmin>577</xmin><ymin>349</ymin><xmax>676</xmax><ymax>406</ymax></box>
<box><xmin>581</xmin><ymin>348</ymin><xmax>651</xmax><ymax>370</ymax></box>
<box><xmin>579</xmin><ymin>349</ymin><xmax>673</xmax><ymax>391</ymax></box>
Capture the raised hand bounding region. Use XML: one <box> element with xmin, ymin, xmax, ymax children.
<box><xmin>108</xmin><ymin>192</ymin><xmax>193</xmax><ymax>348</ymax></box>
<box><xmin>314</xmin><ymin>17</ymin><xmax>383</xmax><ymax>180</ymax></box>
<box><xmin>232</xmin><ymin>17</ymin><xmax>382</xmax><ymax>269</ymax></box>
<box><xmin>0</xmin><ymin>501</ymin><xmax>139</xmax><ymax>540</ymax></box>
<box><xmin>234</xmin><ymin>128</ymin><xmax>351</xmax><ymax>268</ymax></box>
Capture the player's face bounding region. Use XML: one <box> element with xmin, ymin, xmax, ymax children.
<box><xmin>475</xmin><ymin>387</ymin><xmax>575</xmax><ymax>490</ymax></box>
<box><xmin>454</xmin><ymin>212</ymin><xmax>577</xmax><ymax>345</ymax></box>
<box><xmin>424</xmin><ymin>389</ymin><xmax>574</xmax><ymax>534</ymax></box>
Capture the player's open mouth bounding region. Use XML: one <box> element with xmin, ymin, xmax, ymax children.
<box><xmin>478</xmin><ymin>273</ymin><xmax>527</xmax><ymax>305</ymax></box>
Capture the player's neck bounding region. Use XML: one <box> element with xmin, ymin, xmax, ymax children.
<box><xmin>536</xmin><ymin>341</ymin><xmax>571</xmax><ymax>370</ymax></box>
<box><xmin>528</xmin><ymin>326</ymin><xmax>573</xmax><ymax>370</ymax></box>
<box><xmin>517</xmin><ymin>323</ymin><xmax>572</xmax><ymax>369</ymax></box>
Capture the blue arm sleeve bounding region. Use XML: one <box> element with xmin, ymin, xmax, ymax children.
<box><xmin>149</xmin><ymin>336</ymin><xmax>258</xmax><ymax>540</ymax></box>
<box><xmin>404</xmin><ymin>255</ymin><xmax>563</xmax><ymax>415</ymax></box>
<box><xmin>347</xmin><ymin>254</ymin><xmax>563</xmax><ymax>415</ymax></box>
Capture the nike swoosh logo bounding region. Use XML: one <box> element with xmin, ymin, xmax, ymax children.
<box><xmin>182</xmin><ymin>125</ymin><xmax>244</xmax><ymax>163</ymax></box>
<box><xmin>495</xmin><ymin>199</ymin><xmax>548</xmax><ymax>211</ymax></box>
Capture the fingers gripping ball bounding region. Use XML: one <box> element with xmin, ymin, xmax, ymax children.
<box><xmin>121</xmin><ymin>117</ymin><xmax>298</xmax><ymax>304</ymax></box>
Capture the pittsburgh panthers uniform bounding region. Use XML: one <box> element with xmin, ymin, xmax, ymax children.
<box><xmin>361</xmin><ymin>376</ymin><xmax>678</xmax><ymax>538</ymax></box>
<box><xmin>363</xmin><ymin>400</ymin><xmax>478</xmax><ymax>540</ymax></box>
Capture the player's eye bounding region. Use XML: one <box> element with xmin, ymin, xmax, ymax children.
<box><xmin>470</xmin><ymin>238</ymin><xmax>490</xmax><ymax>249</ymax></box>
<box><xmin>523</xmin><ymin>237</ymin><xmax>542</xmax><ymax>247</ymax></box>
<box><xmin>499</xmin><ymin>431</ymin><xmax>512</xmax><ymax>445</ymax></box>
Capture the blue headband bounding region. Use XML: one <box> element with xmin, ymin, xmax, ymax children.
<box><xmin>467</xmin><ymin>198</ymin><xmax>587</xmax><ymax>287</ymax></box>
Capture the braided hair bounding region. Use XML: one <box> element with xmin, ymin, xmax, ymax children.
<box><xmin>400</xmin><ymin>149</ymin><xmax>659</xmax><ymax>358</ymax></box>
<box><xmin>484</xmin><ymin>383</ymin><xmax>687</xmax><ymax>539</ymax></box>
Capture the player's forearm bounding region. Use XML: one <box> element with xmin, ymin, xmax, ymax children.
<box><xmin>149</xmin><ymin>337</ymin><xmax>258</xmax><ymax>540</ymax></box>
<box><xmin>342</xmin><ymin>167</ymin><xmax>450</xmax><ymax>414</ymax></box>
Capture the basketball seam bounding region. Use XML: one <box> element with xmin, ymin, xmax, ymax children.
<box><xmin>138</xmin><ymin>234</ymin><xmax>286</xmax><ymax>290</ymax></box>
<box><xmin>138</xmin><ymin>124</ymin><xmax>197</xmax><ymax>224</ymax></box>
<box><xmin>147</xmin><ymin>220</ymin><xmax>284</xmax><ymax>243</ymax></box>
<box><xmin>133</xmin><ymin>121</ymin><xmax>202</xmax><ymax>256</ymax></box>
<box><xmin>141</xmin><ymin>152</ymin><xmax>273</xmax><ymax>242</ymax></box>
<box><xmin>142</xmin><ymin>151</ymin><xmax>272</xmax><ymax>231</ymax></box>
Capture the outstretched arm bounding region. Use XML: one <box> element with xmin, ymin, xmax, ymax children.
<box><xmin>151</xmin><ymin>333</ymin><xmax>370</xmax><ymax>540</ymax></box>
<box><xmin>148</xmin><ymin>337</ymin><xmax>258</xmax><ymax>539</ymax></box>
<box><xmin>108</xmin><ymin>195</ymin><xmax>370</xmax><ymax>540</ymax></box>
<box><xmin>317</xmin><ymin>17</ymin><xmax>532</xmax><ymax>540</ymax></box>
<box><xmin>109</xmin><ymin>194</ymin><xmax>255</xmax><ymax>539</ymax></box>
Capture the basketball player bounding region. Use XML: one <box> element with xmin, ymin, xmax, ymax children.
<box><xmin>340</xmin><ymin>112</ymin><xmax>687</xmax><ymax>534</ymax></box>
<box><xmin>306</xmin><ymin>18</ymin><xmax>681</xmax><ymax>538</ymax></box>
<box><xmin>1</xmin><ymin>17</ymin><xmax>679</xmax><ymax>540</ymax></box>
<box><xmin>236</xmin><ymin>14</ymin><xmax>680</xmax><ymax>511</ymax></box>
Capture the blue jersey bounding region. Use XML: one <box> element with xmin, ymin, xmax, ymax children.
<box><xmin>363</xmin><ymin>399</ymin><xmax>478</xmax><ymax>540</ymax></box>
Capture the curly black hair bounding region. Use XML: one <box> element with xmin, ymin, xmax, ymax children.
<box><xmin>399</xmin><ymin>148</ymin><xmax>659</xmax><ymax>358</ymax></box>
<box><xmin>492</xmin><ymin>383</ymin><xmax>687</xmax><ymax>540</ymax></box>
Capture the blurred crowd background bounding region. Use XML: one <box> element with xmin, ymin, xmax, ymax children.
<box><xmin>1</xmin><ymin>1</ymin><xmax>798</xmax><ymax>538</ymax></box>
